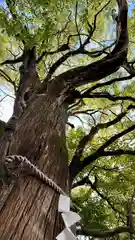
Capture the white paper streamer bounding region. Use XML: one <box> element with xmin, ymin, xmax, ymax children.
<box><xmin>61</xmin><ymin>211</ymin><xmax>81</xmax><ymax>228</ymax></box>
<box><xmin>56</xmin><ymin>194</ymin><xmax>81</xmax><ymax>240</ymax></box>
<box><xmin>56</xmin><ymin>228</ymin><xmax>76</xmax><ymax>240</ymax></box>
<box><xmin>58</xmin><ymin>195</ymin><xmax>70</xmax><ymax>212</ymax></box>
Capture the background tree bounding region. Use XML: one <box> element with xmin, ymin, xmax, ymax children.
<box><xmin>0</xmin><ymin>0</ymin><xmax>135</xmax><ymax>239</ymax></box>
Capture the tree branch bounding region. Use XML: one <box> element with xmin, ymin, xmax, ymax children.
<box><xmin>0</xmin><ymin>55</ymin><xmax>24</xmax><ymax>66</ymax></box>
<box><xmin>122</xmin><ymin>60</ymin><xmax>135</xmax><ymax>75</ymax></box>
<box><xmin>83</xmin><ymin>74</ymin><xmax>134</xmax><ymax>94</ymax></box>
<box><xmin>50</xmin><ymin>0</ymin><xmax>128</xmax><ymax>90</ymax></box>
<box><xmin>38</xmin><ymin>0</ymin><xmax>128</xmax><ymax>95</ymax></box>
<box><xmin>82</xmin><ymin>123</ymin><xmax>135</xmax><ymax>168</ymax></box>
<box><xmin>69</xmin><ymin>105</ymin><xmax>134</xmax><ymax>182</ymax></box>
<box><xmin>43</xmin><ymin>45</ymin><xmax>113</xmax><ymax>82</ymax></box>
<box><xmin>72</xmin><ymin>176</ymin><xmax>123</xmax><ymax>215</ymax></box>
<box><xmin>77</xmin><ymin>226</ymin><xmax>130</xmax><ymax>238</ymax></box>
<box><xmin>0</xmin><ymin>69</ymin><xmax>16</xmax><ymax>92</ymax></box>
<box><xmin>1</xmin><ymin>41</ymin><xmax>111</xmax><ymax>70</ymax></box>
<box><xmin>102</xmin><ymin>149</ymin><xmax>135</xmax><ymax>156</ymax></box>
<box><xmin>85</xmin><ymin>40</ymin><xmax>116</xmax><ymax>58</ymax></box>
<box><xmin>81</xmin><ymin>91</ymin><xmax>135</xmax><ymax>103</ymax></box>
<box><xmin>37</xmin><ymin>44</ymin><xmax>70</xmax><ymax>63</ymax></box>
<box><xmin>82</xmin><ymin>1</ymin><xmax>111</xmax><ymax>47</ymax></box>
<box><xmin>98</xmin><ymin>124</ymin><xmax>135</xmax><ymax>151</ymax></box>
<box><xmin>37</xmin><ymin>4</ymin><xmax>114</xmax><ymax>68</ymax></box>
<box><xmin>13</xmin><ymin>46</ymin><xmax>40</xmax><ymax>117</ymax></box>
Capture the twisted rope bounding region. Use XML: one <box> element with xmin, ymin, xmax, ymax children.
<box><xmin>5</xmin><ymin>155</ymin><xmax>66</xmax><ymax>196</ymax></box>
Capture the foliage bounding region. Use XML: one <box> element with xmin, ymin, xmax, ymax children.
<box><xmin>0</xmin><ymin>0</ymin><xmax>135</xmax><ymax>239</ymax></box>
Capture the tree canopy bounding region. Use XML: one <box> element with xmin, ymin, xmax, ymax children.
<box><xmin>1</xmin><ymin>0</ymin><xmax>135</xmax><ymax>239</ymax></box>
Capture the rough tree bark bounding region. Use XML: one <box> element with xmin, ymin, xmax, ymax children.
<box><xmin>0</xmin><ymin>0</ymin><xmax>128</xmax><ymax>239</ymax></box>
<box><xmin>0</xmin><ymin>53</ymin><xmax>70</xmax><ymax>240</ymax></box>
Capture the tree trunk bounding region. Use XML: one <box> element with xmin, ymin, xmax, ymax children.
<box><xmin>0</xmin><ymin>88</ymin><xmax>69</xmax><ymax>240</ymax></box>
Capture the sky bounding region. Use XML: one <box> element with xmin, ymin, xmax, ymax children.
<box><xmin>0</xmin><ymin>85</ymin><xmax>14</xmax><ymax>122</ymax></box>
<box><xmin>0</xmin><ymin>0</ymin><xmax>135</xmax><ymax>123</ymax></box>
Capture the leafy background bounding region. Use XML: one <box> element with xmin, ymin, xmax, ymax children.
<box><xmin>1</xmin><ymin>0</ymin><xmax>135</xmax><ymax>239</ymax></box>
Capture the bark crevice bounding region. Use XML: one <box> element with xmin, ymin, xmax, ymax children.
<box><xmin>0</xmin><ymin>93</ymin><xmax>69</xmax><ymax>240</ymax></box>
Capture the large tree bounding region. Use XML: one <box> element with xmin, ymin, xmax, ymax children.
<box><xmin>0</xmin><ymin>0</ymin><xmax>135</xmax><ymax>239</ymax></box>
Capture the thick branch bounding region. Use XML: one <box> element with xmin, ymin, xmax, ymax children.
<box><xmin>99</xmin><ymin>124</ymin><xmax>135</xmax><ymax>151</ymax></box>
<box><xmin>77</xmin><ymin>226</ymin><xmax>129</xmax><ymax>238</ymax></box>
<box><xmin>72</xmin><ymin>176</ymin><xmax>88</xmax><ymax>189</ymax></box>
<box><xmin>43</xmin><ymin>46</ymin><xmax>111</xmax><ymax>82</ymax></box>
<box><xmin>83</xmin><ymin>75</ymin><xmax>134</xmax><ymax>93</ymax></box>
<box><xmin>1</xmin><ymin>44</ymin><xmax>69</xmax><ymax>66</ymax></box>
<box><xmin>72</xmin><ymin>110</ymin><xmax>127</xmax><ymax>159</ymax></box>
<box><xmin>82</xmin><ymin>92</ymin><xmax>135</xmax><ymax>103</ymax></box>
<box><xmin>69</xmin><ymin>106</ymin><xmax>133</xmax><ymax>182</ymax></box>
<box><xmin>1</xmin><ymin>43</ymin><xmax>110</xmax><ymax>71</ymax></box>
<box><xmin>50</xmin><ymin>0</ymin><xmax>128</xmax><ymax>90</ymax></box>
<box><xmin>69</xmin><ymin>124</ymin><xmax>135</xmax><ymax>182</ymax></box>
<box><xmin>102</xmin><ymin>150</ymin><xmax>135</xmax><ymax>156</ymax></box>
<box><xmin>122</xmin><ymin>60</ymin><xmax>135</xmax><ymax>75</ymax></box>
<box><xmin>13</xmin><ymin>46</ymin><xmax>40</xmax><ymax>117</ymax></box>
<box><xmin>81</xmin><ymin>123</ymin><xmax>135</xmax><ymax>169</ymax></box>
<box><xmin>0</xmin><ymin>55</ymin><xmax>24</xmax><ymax>66</ymax></box>
<box><xmin>40</xmin><ymin>1</ymin><xmax>111</xmax><ymax>78</ymax></box>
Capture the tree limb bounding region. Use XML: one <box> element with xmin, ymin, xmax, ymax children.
<box><xmin>38</xmin><ymin>1</ymin><xmax>111</xmax><ymax>73</ymax></box>
<box><xmin>85</xmin><ymin>40</ymin><xmax>116</xmax><ymax>58</ymax></box>
<box><xmin>82</xmin><ymin>0</ymin><xmax>111</xmax><ymax>47</ymax></box>
<box><xmin>81</xmin><ymin>91</ymin><xmax>135</xmax><ymax>103</ymax></box>
<box><xmin>13</xmin><ymin>46</ymin><xmax>41</xmax><ymax>117</ymax></box>
<box><xmin>72</xmin><ymin>175</ymin><xmax>123</xmax><ymax>220</ymax></box>
<box><xmin>83</xmin><ymin>75</ymin><xmax>134</xmax><ymax>94</ymax></box>
<box><xmin>70</xmin><ymin>133</ymin><xmax>135</xmax><ymax>184</ymax></box>
<box><xmin>0</xmin><ymin>55</ymin><xmax>24</xmax><ymax>66</ymax></box>
<box><xmin>102</xmin><ymin>150</ymin><xmax>135</xmax><ymax>156</ymax></box>
<box><xmin>98</xmin><ymin>124</ymin><xmax>135</xmax><ymax>151</ymax></box>
<box><xmin>1</xmin><ymin>42</ymin><xmax>111</xmax><ymax>70</ymax></box>
<box><xmin>81</xmin><ymin>123</ymin><xmax>135</xmax><ymax>169</ymax></box>
<box><xmin>50</xmin><ymin>0</ymin><xmax>128</xmax><ymax>90</ymax></box>
<box><xmin>37</xmin><ymin>44</ymin><xmax>70</xmax><ymax>63</ymax></box>
<box><xmin>122</xmin><ymin>60</ymin><xmax>135</xmax><ymax>75</ymax></box>
<box><xmin>77</xmin><ymin>226</ymin><xmax>130</xmax><ymax>238</ymax></box>
<box><xmin>0</xmin><ymin>69</ymin><xmax>16</xmax><ymax>92</ymax></box>
<box><xmin>69</xmin><ymin>105</ymin><xmax>134</xmax><ymax>182</ymax></box>
<box><xmin>43</xmin><ymin>46</ymin><xmax>112</xmax><ymax>81</ymax></box>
